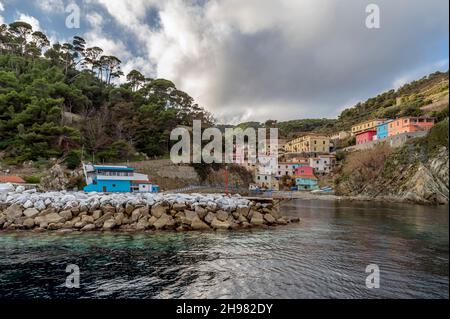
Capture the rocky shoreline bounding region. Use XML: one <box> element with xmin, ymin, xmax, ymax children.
<box><xmin>0</xmin><ymin>186</ymin><xmax>298</xmax><ymax>232</ymax></box>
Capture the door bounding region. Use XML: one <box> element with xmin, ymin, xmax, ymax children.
<box><xmin>102</xmin><ymin>186</ymin><xmax>107</xmax><ymax>192</ymax></box>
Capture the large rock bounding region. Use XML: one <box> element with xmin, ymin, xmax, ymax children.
<box><xmin>81</xmin><ymin>224</ymin><xmax>95</xmax><ymax>231</ymax></box>
<box><xmin>191</xmin><ymin>216</ymin><xmax>210</xmax><ymax>230</ymax></box>
<box><xmin>23</xmin><ymin>218</ymin><xmax>35</xmax><ymax>228</ymax></box>
<box><xmin>92</xmin><ymin>210</ymin><xmax>102</xmax><ymax>220</ymax></box>
<box><xmin>182</xmin><ymin>210</ymin><xmax>198</xmax><ymax>225</ymax></box>
<box><xmin>131</xmin><ymin>208</ymin><xmax>142</xmax><ymax>222</ymax></box>
<box><xmin>250</xmin><ymin>211</ymin><xmax>264</xmax><ymax>225</ymax></box>
<box><xmin>151</xmin><ymin>205</ymin><xmax>167</xmax><ymax>218</ymax></box>
<box><xmin>94</xmin><ymin>212</ymin><xmax>113</xmax><ymax>228</ymax></box>
<box><xmin>216</xmin><ymin>210</ymin><xmax>229</xmax><ymax>222</ymax></box>
<box><xmin>81</xmin><ymin>215</ymin><xmax>94</xmax><ymax>223</ymax></box>
<box><xmin>153</xmin><ymin>214</ymin><xmax>174</xmax><ymax>230</ymax></box>
<box><xmin>204</xmin><ymin>212</ymin><xmax>215</xmax><ymax>225</ymax></box>
<box><xmin>59</xmin><ymin>210</ymin><xmax>73</xmax><ymax>221</ymax></box>
<box><xmin>35</xmin><ymin>212</ymin><xmax>64</xmax><ymax>225</ymax></box>
<box><xmin>5</xmin><ymin>204</ymin><xmax>23</xmax><ymax>222</ymax></box>
<box><xmin>211</xmin><ymin>217</ymin><xmax>230</xmax><ymax>230</ymax></box>
<box><xmin>194</xmin><ymin>206</ymin><xmax>208</xmax><ymax>219</ymax></box>
<box><xmin>263</xmin><ymin>213</ymin><xmax>276</xmax><ymax>224</ymax></box>
<box><xmin>136</xmin><ymin>218</ymin><xmax>149</xmax><ymax>230</ymax></box>
<box><xmin>23</xmin><ymin>208</ymin><xmax>39</xmax><ymax>218</ymax></box>
<box><xmin>103</xmin><ymin>219</ymin><xmax>117</xmax><ymax>230</ymax></box>
<box><xmin>173</xmin><ymin>202</ymin><xmax>187</xmax><ymax>211</ymax></box>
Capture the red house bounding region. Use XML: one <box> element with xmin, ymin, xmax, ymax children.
<box><xmin>356</xmin><ymin>130</ymin><xmax>376</xmax><ymax>145</ymax></box>
<box><xmin>294</xmin><ymin>166</ymin><xmax>315</xmax><ymax>177</ymax></box>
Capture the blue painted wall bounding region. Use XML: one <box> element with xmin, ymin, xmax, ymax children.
<box><xmin>295</xmin><ymin>178</ymin><xmax>318</xmax><ymax>190</ymax></box>
<box><xmin>84</xmin><ymin>178</ymin><xmax>131</xmax><ymax>193</ymax></box>
<box><xmin>376</xmin><ymin>122</ymin><xmax>391</xmax><ymax>140</ymax></box>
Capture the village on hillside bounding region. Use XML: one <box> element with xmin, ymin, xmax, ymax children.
<box><xmin>243</xmin><ymin>115</ymin><xmax>436</xmax><ymax>193</ymax></box>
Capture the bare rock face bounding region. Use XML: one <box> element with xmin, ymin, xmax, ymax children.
<box><xmin>400</xmin><ymin>148</ymin><xmax>449</xmax><ymax>204</ymax></box>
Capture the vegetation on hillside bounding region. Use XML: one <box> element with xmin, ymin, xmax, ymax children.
<box><xmin>0</xmin><ymin>21</ymin><xmax>213</xmax><ymax>167</ymax></box>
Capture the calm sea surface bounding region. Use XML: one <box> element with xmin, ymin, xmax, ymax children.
<box><xmin>0</xmin><ymin>199</ymin><xmax>448</xmax><ymax>299</ymax></box>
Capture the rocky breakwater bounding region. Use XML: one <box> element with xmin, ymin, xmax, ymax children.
<box><xmin>0</xmin><ymin>186</ymin><xmax>298</xmax><ymax>232</ymax></box>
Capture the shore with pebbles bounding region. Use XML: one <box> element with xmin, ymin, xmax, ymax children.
<box><xmin>0</xmin><ymin>185</ymin><xmax>299</xmax><ymax>232</ymax></box>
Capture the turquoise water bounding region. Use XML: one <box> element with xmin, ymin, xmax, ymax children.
<box><xmin>0</xmin><ymin>199</ymin><xmax>448</xmax><ymax>298</ymax></box>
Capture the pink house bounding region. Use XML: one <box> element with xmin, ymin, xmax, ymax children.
<box><xmin>295</xmin><ymin>166</ymin><xmax>315</xmax><ymax>177</ymax></box>
<box><xmin>356</xmin><ymin>130</ymin><xmax>377</xmax><ymax>145</ymax></box>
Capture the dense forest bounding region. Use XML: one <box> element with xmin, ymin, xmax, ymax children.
<box><xmin>0</xmin><ymin>21</ymin><xmax>213</xmax><ymax>167</ymax></box>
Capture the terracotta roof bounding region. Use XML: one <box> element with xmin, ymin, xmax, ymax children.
<box><xmin>0</xmin><ymin>176</ymin><xmax>26</xmax><ymax>183</ymax></box>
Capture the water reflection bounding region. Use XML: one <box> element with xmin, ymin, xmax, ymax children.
<box><xmin>0</xmin><ymin>200</ymin><xmax>448</xmax><ymax>299</ymax></box>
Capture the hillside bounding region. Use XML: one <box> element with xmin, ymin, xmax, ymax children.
<box><xmin>334</xmin><ymin>119</ymin><xmax>449</xmax><ymax>204</ymax></box>
<box><xmin>230</xmin><ymin>71</ymin><xmax>448</xmax><ymax>138</ymax></box>
<box><xmin>0</xmin><ymin>21</ymin><xmax>212</xmax><ymax>168</ymax></box>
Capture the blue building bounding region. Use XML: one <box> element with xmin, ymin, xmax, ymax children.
<box><xmin>82</xmin><ymin>164</ymin><xmax>159</xmax><ymax>193</ymax></box>
<box><xmin>376</xmin><ymin>120</ymin><xmax>392</xmax><ymax>140</ymax></box>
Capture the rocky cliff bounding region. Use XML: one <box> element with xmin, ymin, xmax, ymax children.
<box><xmin>335</xmin><ymin>145</ymin><xmax>449</xmax><ymax>205</ymax></box>
<box><xmin>335</xmin><ymin>119</ymin><xmax>449</xmax><ymax>205</ymax></box>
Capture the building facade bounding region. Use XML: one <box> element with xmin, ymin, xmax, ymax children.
<box><xmin>351</xmin><ymin>119</ymin><xmax>386</xmax><ymax>136</ymax></box>
<box><xmin>294</xmin><ymin>166</ymin><xmax>318</xmax><ymax>190</ymax></box>
<box><xmin>376</xmin><ymin>120</ymin><xmax>392</xmax><ymax>140</ymax></box>
<box><xmin>308</xmin><ymin>155</ymin><xmax>337</xmax><ymax>175</ymax></box>
<box><xmin>356</xmin><ymin>130</ymin><xmax>377</xmax><ymax>145</ymax></box>
<box><xmin>388</xmin><ymin>117</ymin><xmax>435</xmax><ymax>136</ymax></box>
<box><xmin>83</xmin><ymin>164</ymin><xmax>159</xmax><ymax>193</ymax></box>
<box><xmin>284</xmin><ymin>134</ymin><xmax>330</xmax><ymax>154</ymax></box>
<box><xmin>276</xmin><ymin>163</ymin><xmax>302</xmax><ymax>178</ymax></box>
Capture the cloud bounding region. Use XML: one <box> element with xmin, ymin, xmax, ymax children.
<box><xmin>34</xmin><ymin>0</ymin><xmax>65</xmax><ymax>13</ymax></box>
<box><xmin>58</xmin><ymin>0</ymin><xmax>450</xmax><ymax>122</ymax></box>
<box><xmin>0</xmin><ymin>1</ymin><xmax>4</xmax><ymax>12</ymax></box>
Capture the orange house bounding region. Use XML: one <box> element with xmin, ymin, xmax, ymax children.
<box><xmin>388</xmin><ymin>117</ymin><xmax>435</xmax><ymax>136</ymax></box>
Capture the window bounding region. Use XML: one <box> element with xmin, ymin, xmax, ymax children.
<box><xmin>264</xmin><ymin>176</ymin><xmax>268</xmax><ymax>180</ymax></box>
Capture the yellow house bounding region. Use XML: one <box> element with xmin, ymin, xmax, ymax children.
<box><xmin>284</xmin><ymin>134</ymin><xmax>330</xmax><ymax>153</ymax></box>
<box><xmin>351</xmin><ymin>119</ymin><xmax>386</xmax><ymax>135</ymax></box>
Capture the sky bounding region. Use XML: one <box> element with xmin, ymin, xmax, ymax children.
<box><xmin>0</xmin><ymin>0</ymin><xmax>449</xmax><ymax>124</ymax></box>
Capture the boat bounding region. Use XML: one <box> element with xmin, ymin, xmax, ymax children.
<box><xmin>82</xmin><ymin>163</ymin><xmax>159</xmax><ymax>193</ymax></box>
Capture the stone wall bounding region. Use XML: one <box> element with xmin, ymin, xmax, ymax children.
<box><xmin>0</xmin><ymin>188</ymin><xmax>299</xmax><ymax>232</ymax></box>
